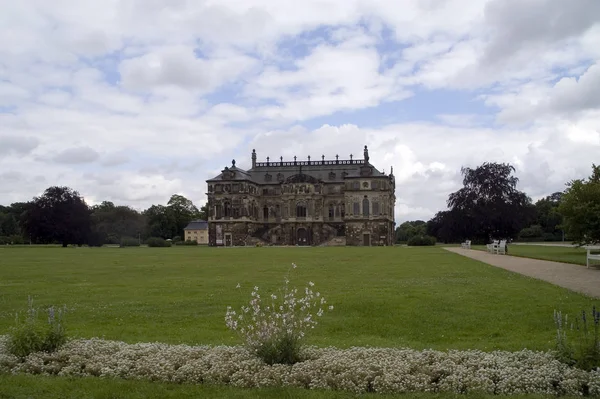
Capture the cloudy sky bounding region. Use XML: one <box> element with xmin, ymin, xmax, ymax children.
<box><xmin>1</xmin><ymin>0</ymin><xmax>599</xmax><ymax>223</ymax></box>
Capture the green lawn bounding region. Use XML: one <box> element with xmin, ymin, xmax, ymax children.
<box><xmin>472</xmin><ymin>244</ymin><xmax>592</xmax><ymax>266</ymax></box>
<box><xmin>0</xmin><ymin>246</ymin><xmax>597</xmax><ymax>398</ymax></box>
<box><xmin>0</xmin><ymin>246</ymin><xmax>595</xmax><ymax>351</ymax></box>
<box><xmin>0</xmin><ymin>374</ymin><xmax>585</xmax><ymax>399</ymax></box>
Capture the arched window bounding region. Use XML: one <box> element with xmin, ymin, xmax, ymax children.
<box><xmin>373</xmin><ymin>201</ymin><xmax>380</xmax><ymax>216</ymax></box>
<box><xmin>340</xmin><ymin>203</ymin><xmax>345</xmax><ymax>218</ymax></box>
<box><xmin>263</xmin><ymin>206</ymin><xmax>269</xmax><ymax>220</ymax></box>
<box><xmin>224</xmin><ymin>201</ymin><xmax>231</xmax><ymax>217</ymax></box>
<box><xmin>275</xmin><ymin>204</ymin><xmax>281</xmax><ymax>218</ymax></box>
<box><xmin>296</xmin><ymin>202</ymin><xmax>307</xmax><ymax>218</ymax></box>
<box><xmin>328</xmin><ymin>204</ymin><xmax>334</xmax><ymax>219</ymax></box>
<box><xmin>362</xmin><ymin>197</ymin><xmax>370</xmax><ymax>217</ymax></box>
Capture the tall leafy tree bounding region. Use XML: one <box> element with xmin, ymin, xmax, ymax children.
<box><xmin>558</xmin><ymin>164</ymin><xmax>600</xmax><ymax>245</ymax></box>
<box><xmin>22</xmin><ymin>186</ymin><xmax>91</xmax><ymax>247</ymax></box>
<box><xmin>167</xmin><ymin>194</ymin><xmax>201</xmax><ymax>237</ymax></box>
<box><xmin>90</xmin><ymin>201</ymin><xmax>146</xmax><ymax>244</ymax></box>
<box><xmin>144</xmin><ymin>204</ymin><xmax>177</xmax><ymax>239</ymax></box>
<box><xmin>395</xmin><ymin>220</ymin><xmax>426</xmax><ymax>242</ymax></box>
<box><xmin>199</xmin><ymin>204</ymin><xmax>208</xmax><ymax>221</ymax></box>
<box><xmin>443</xmin><ymin>162</ymin><xmax>534</xmax><ymax>242</ymax></box>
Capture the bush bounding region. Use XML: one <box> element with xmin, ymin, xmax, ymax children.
<box><xmin>172</xmin><ymin>236</ymin><xmax>182</xmax><ymax>244</ymax></box>
<box><xmin>554</xmin><ymin>307</ymin><xmax>600</xmax><ymax>371</ymax></box>
<box><xmin>120</xmin><ymin>237</ymin><xmax>140</xmax><ymax>247</ymax></box>
<box><xmin>225</xmin><ymin>263</ymin><xmax>333</xmax><ymax>365</ymax></box>
<box><xmin>146</xmin><ymin>237</ymin><xmax>172</xmax><ymax>247</ymax></box>
<box><xmin>0</xmin><ymin>236</ymin><xmax>9</xmax><ymax>245</ymax></box>
<box><xmin>179</xmin><ymin>240</ymin><xmax>198</xmax><ymax>246</ymax></box>
<box><xmin>87</xmin><ymin>231</ymin><xmax>105</xmax><ymax>247</ymax></box>
<box><xmin>9</xmin><ymin>235</ymin><xmax>25</xmax><ymax>245</ymax></box>
<box><xmin>7</xmin><ymin>296</ymin><xmax>67</xmax><ymax>358</ymax></box>
<box><xmin>407</xmin><ymin>235</ymin><xmax>436</xmax><ymax>246</ymax></box>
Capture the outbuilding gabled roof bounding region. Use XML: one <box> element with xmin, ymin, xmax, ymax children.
<box><xmin>184</xmin><ymin>220</ymin><xmax>208</xmax><ymax>230</ymax></box>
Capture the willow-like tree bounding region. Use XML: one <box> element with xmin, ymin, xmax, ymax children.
<box><xmin>443</xmin><ymin>162</ymin><xmax>534</xmax><ymax>242</ymax></box>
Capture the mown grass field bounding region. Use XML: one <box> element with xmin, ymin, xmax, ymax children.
<box><xmin>472</xmin><ymin>244</ymin><xmax>593</xmax><ymax>266</ymax></box>
<box><xmin>0</xmin><ymin>245</ymin><xmax>597</xmax><ymax>398</ymax></box>
<box><xmin>0</xmin><ymin>374</ymin><xmax>587</xmax><ymax>399</ymax></box>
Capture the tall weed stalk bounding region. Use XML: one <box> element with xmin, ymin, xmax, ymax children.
<box><xmin>554</xmin><ymin>307</ymin><xmax>600</xmax><ymax>371</ymax></box>
<box><xmin>7</xmin><ymin>296</ymin><xmax>68</xmax><ymax>358</ymax></box>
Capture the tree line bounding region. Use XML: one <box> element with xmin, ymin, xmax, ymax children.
<box><xmin>0</xmin><ymin>187</ymin><xmax>207</xmax><ymax>247</ymax></box>
<box><xmin>396</xmin><ymin>162</ymin><xmax>600</xmax><ymax>246</ymax></box>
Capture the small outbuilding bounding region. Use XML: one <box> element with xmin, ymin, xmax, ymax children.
<box><xmin>183</xmin><ymin>220</ymin><xmax>208</xmax><ymax>244</ymax></box>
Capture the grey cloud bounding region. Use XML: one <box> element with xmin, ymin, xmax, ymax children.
<box><xmin>0</xmin><ymin>135</ymin><xmax>39</xmax><ymax>156</ymax></box>
<box><xmin>52</xmin><ymin>146</ymin><xmax>99</xmax><ymax>164</ymax></box>
<box><xmin>0</xmin><ymin>170</ymin><xmax>22</xmax><ymax>182</ymax></box>
<box><xmin>483</xmin><ymin>0</ymin><xmax>600</xmax><ymax>63</ymax></box>
<box><xmin>101</xmin><ymin>152</ymin><xmax>130</xmax><ymax>167</ymax></box>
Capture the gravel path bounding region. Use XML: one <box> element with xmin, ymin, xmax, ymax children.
<box><xmin>444</xmin><ymin>247</ymin><xmax>600</xmax><ymax>298</ymax></box>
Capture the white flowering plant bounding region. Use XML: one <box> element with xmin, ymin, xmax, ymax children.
<box><xmin>1</xmin><ymin>337</ymin><xmax>599</xmax><ymax>396</ymax></box>
<box><xmin>225</xmin><ymin>262</ymin><xmax>333</xmax><ymax>365</ymax></box>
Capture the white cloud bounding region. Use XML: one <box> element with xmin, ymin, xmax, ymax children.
<box><xmin>1</xmin><ymin>0</ymin><xmax>599</xmax><ymax>223</ymax></box>
<box><xmin>119</xmin><ymin>46</ymin><xmax>258</xmax><ymax>92</ymax></box>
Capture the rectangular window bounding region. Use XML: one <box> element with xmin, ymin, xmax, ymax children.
<box><xmin>373</xmin><ymin>202</ymin><xmax>380</xmax><ymax>216</ymax></box>
<box><xmin>232</xmin><ymin>184</ymin><xmax>239</xmax><ymax>192</ymax></box>
<box><xmin>352</xmin><ymin>181</ymin><xmax>360</xmax><ymax>190</ymax></box>
<box><xmin>353</xmin><ymin>202</ymin><xmax>359</xmax><ymax>215</ymax></box>
<box><xmin>372</xmin><ymin>180</ymin><xmax>379</xmax><ymax>190</ymax></box>
<box><xmin>215</xmin><ymin>185</ymin><xmax>223</xmax><ymax>193</ymax></box>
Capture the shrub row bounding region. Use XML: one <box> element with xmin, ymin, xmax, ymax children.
<box><xmin>0</xmin><ymin>235</ymin><xmax>27</xmax><ymax>245</ymax></box>
<box><xmin>146</xmin><ymin>237</ymin><xmax>171</xmax><ymax>247</ymax></box>
<box><xmin>1</xmin><ymin>337</ymin><xmax>598</xmax><ymax>396</ymax></box>
<box><xmin>407</xmin><ymin>235</ymin><xmax>436</xmax><ymax>246</ymax></box>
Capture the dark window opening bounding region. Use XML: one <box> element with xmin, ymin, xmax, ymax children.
<box><xmin>296</xmin><ymin>203</ymin><xmax>307</xmax><ymax>218</ymax></box>
<box><xmin>224</xmin><ymin>202</ymin><xmax>231</xmax><ymax>217</ymax></box>
<box><xmin>362</xmin><ymin>197</ymin><xmax>370</xmax><ymax>217</ymax></box>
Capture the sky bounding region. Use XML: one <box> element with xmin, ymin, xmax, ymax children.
<box><xmin>1</xmin><ymin>0</ymin><xmax>599</xmax><ymax>224</ymax></box>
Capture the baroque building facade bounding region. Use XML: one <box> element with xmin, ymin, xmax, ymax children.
<box><xmin>205</xmin><ymin>146</ymin><xmax>396</xmax><ymax>246</ymax></box>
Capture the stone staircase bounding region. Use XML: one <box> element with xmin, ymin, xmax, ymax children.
<box><xmin>320</xmin><ymin>236</ymin><xmax>346</xmax><ymax>246</ymax></box>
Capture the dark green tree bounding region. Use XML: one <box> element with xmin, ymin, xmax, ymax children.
<box><xmin>90</xmin><ymin>201</ymin><xmax>146</xmax><ymax>244</ymax></box>
<box><xmin>558</xmin><ymin>164</ymin><xmax>600</xmax><ymax>245</ymax></box>
<box><xmin>167</xmin><ymin>194</ymin><xmax>201</xmax><ymax>237</ymax></box>
<box><xmin>199</xmin><ymin>204</ymin><xmax>208</xmax><ymax>221</ymax></box>
<box><xmin>21</xmin><ymin>186</ymin><xmax>91</xmax><ymax>247</ymax></box>
<box><xmin>444</xmin><ymin>162</ymin><xmax>534</xmax><ymax>242</ymax></box>
<box><xmin>395</xmin><ymin>220</ymin><xmax>426</xmax><ymax>242</ymax></box>
<box><xmin>144</xmin><ymin>204</ymin><xmax>177</xmax><ymax>239</ymax></box>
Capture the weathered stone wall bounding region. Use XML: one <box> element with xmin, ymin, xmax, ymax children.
<box><xmin>345</xmin><ymin>220</ymin><xmax>393</xmax><ymax>246</ymax></box>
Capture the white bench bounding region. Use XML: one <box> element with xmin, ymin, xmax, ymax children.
<box><xmin>587</xmin><ymin>249</ymin><xmax>600</xmax><ymax>268</ymax></box>
<box><xmin>493</xmin><ymin>239</ymin><xmax>507</xmax><ymax>255</ymax></box>
<box><xmin>486</xmin><ymin>240</ymin><xmax>498</xmax><ymax>253</ymax></box>
<box><xmin>461</xmin><ymin>240</ymin><xmax>471</xmax><ymax>249</ymax></box>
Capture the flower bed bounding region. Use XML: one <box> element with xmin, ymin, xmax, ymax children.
<box><xmin>1</xmin><ymin>336</ymin><xmax>598</xmax><ymax>396</ymax></box>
